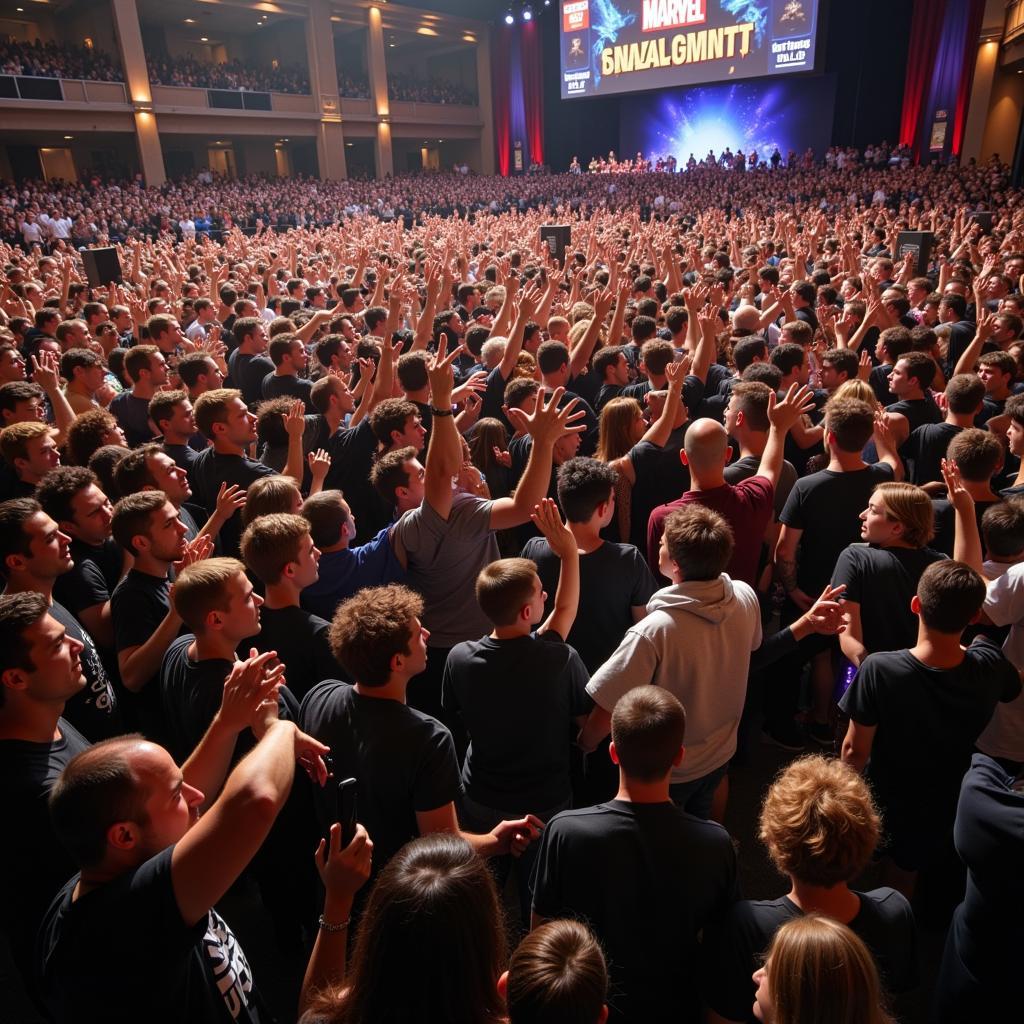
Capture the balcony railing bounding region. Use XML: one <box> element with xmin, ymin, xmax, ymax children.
<box><xmin>0</xmin><ymin>75</ymin><xmax>128</xmax><ymax>103</ymax></box>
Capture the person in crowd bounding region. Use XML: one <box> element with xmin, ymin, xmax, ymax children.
<box><xmin>751</xmin><ymin>916</ymin><xmax>895</xmax><ymax>1024</ymax></box>
<box><xmin>532</xmin><ymin>687</ymin><xmax>737</xmax><ymax>1023</ymax></box>
<box><xmin>702</xmin><ymin>756</ymin><xmax>917</xmax><ymax>1023</ymax></box>
<box><xmin>109</xmin><ymin>345</ymin><xmax>168</xmax><ymax>448</ymax></box>
<box><xmin>0</xmin><ymin>420</ymin><xmax>60</xmax><ymax>498</ymax></box>
<box><xmin>240</xmin><ymin>512</ymin><xmax>339</xmax><ymax>698</ymax></box>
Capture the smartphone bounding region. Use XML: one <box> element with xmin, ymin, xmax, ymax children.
<box><xmin>335</xmin><ymin>777</ymin><xmax>358</xmax><ymax>847</ymax></box>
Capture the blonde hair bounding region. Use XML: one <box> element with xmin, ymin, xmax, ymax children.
<box><xmin>170</xmin><ymin>557</ymin><xmax>245</xmax><ymax>633</ymax></box>
<box><xmin>759</xmin><ymin>756</ymin><xmax>880</xmax><ymax>887</ymax></box>
<box><xmin>597</xmin><ymin>397</ymin><xmax>643</xmax><ymax>462</ymax></box>
<box><xmin>764</xmin><ymin>915</ymin><xmax>894</xmax><ymax>1024</ymax></box>
<box><xmin>872</xmin><ymin>481</ymin><xmax>935</xmax><ymax>547</ymax></box>
<box><xmin>830</xmin><ymin>379</ymin><xmax>880</xmax><ymax>409</ymax></box>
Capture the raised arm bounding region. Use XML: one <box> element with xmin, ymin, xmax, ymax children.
<box><xmin>423</xmin><ymin>341</ymin><xmax>466</xmax><ymax>521</ymax></box>
<box><xmin>532</xmin><ymin>498</ymin><xmax>580</xmax><ymax>641</ymax></box>
<box><xmin>952</xmin><ymin>311</ymin><xmax>996</xmax><ymax>377</ymax></box>
<box><xmin>568</xmin><ymin>287</ymin><xmax>614</xmax><ymax>380</ymax></box>
<box><xmin>759</xmin><ymin>383</ymin><xmax>814</xmax><ymax>490</ymax></box>
<box><xmin>282</xmin><ymin>400</ymin><xmax>307</xmax><ymax>486</ymax></box>
<box><xmin>943</xmin><ymin>457</ymin><xmax>986</xmax><ymax>577</ymax></box>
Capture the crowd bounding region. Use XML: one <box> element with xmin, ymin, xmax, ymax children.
<box><xmin>0</xmin><ymin>36</ymin><xmax>122</xmax><ymax>82</ymax></box>
<box><xmin>146</xmin><ymin>53</ymin><xmax>311</xmax><ymax>95</ymax></box>
<box><xmin>0</xmin><ymin>144</ymin><xmax>1021</xmax><ymax>1024</ymax></box>
<box><xmin>336</xmin><ymin>69</ymin><xmax>370</xmax><ymax>99</ymax></box>
<box><xmin>387</xmin><ymin>70</ymin><xmax>477</xmax><ymax>105</ymax></box>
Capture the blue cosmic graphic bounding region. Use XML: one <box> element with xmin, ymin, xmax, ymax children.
<box><xmin>620</xmin><ymin>78</ymin><xmax>833</xmax><ymax>165</ymax></box>
<box><xmin>720</xmin><ymin>0</ymin><xmax>768</xmax><ymax>47</ymax></box>
<box><xmin>590</xmin><ymin>0</ymin><xmax>637</xmax><ymax>86</ymax></box>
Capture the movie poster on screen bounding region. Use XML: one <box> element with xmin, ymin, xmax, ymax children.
<box><xmin>561</xmin><ymin>0</ymin><xmax>819</xmax><ymax>99</ymax></box>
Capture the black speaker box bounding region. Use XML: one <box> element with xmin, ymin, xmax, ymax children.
<box><xmin>969</xmin><ymin>211</ymin><xmax>994</xmax><ymax>234</ymax></box>
<box><xmin>540</xmin><ymin>225</ymin><xmax>571</xmax><ymax>266</ymax></box>
<box><xmin>895</xmin><ymin>231</ymin><xmax>934</xmax><ymax>278</ymax></box>
<box><xmin>80</xmin><ymin>247</ymin><xmax>123</xmax><ymax>288</ymax></box>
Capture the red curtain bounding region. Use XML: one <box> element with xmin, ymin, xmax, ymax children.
<box><xmin>899</xmin><ymin>0</ymin><xmax>946</xmax><ymax>153</ymax></box>
<box><xmin>492</xmin><ymin>24</ymin><xmax>512</xmax><ymax>176</ymax></box>
<box><xmin>952</xmin><ymin>0</ymin><xmax>987</xmax><ymax>156</ymax></box>
<box><xmin>521</xmin><ymin>20</ymin><xmax>544</xmax><ymax>166</ymax></box>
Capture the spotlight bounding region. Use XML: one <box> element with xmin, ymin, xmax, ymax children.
<box><xmin>522</xmin><ymin>7</ymin><xmax>532</xmax><ymax>21</ymax></box>
<box><xmin>504</xmin><ymin>11</ymin><xmax>514</xmax><ymax>24</ymax></box>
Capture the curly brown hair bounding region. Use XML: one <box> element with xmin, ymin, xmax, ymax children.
<box><xmin>759</xmin><ymin>755</ymin><xmax>880</xmax><ymax>887</ymax></box>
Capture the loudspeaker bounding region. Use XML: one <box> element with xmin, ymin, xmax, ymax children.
<box><xmin>80</xmin><ymin>247</ymin><xmax>123</xmax><ymax>288</ymax></box>
<box><xmin>540</xmin><ymin>225</ymin><xmax>571</xmax><ymax>266</ymax></box>
<box><xmin>896</xmin><ymin>231</ymin><xmax>934</xmax><ymax>278</ymax></box>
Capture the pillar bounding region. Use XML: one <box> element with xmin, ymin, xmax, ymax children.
<box><xmin>366</xmin><ymin>5</ymin><xmax>394</xmax><ymax>178</ymax></box>
<box><xmin>110</xmin><ymin>0</ymin><xmax>166</xmax><ymax>186</ymax></box>
<box><xmin>475</xmin><ymin>26</ymin><xmax>495</xmax><ymax>175</ymax></box>
<box><xmin>304</xmin><ymin>0</ymin><xmax>347</xmax><ymax>180</ymax></box>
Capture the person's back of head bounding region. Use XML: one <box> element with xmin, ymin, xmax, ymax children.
<box><xmin>682</xmin><ymin>417</ymin><xmax>729</xmax><ymax>475</ymax></box>
<box><xmin>307</xmin><ymin>832</ymin><xmax>507</xmax><ymax>1024</ymax></box>
<box><xmin>610</xmin><ymin>687</ymin><xmax>686</xmax><ymax>783</ymax></box>
<box><xmin>914</xmin><ymin>560</ymin><xmax>985</xmax><ymax>635</ymax></box>
<box><xmin>944</xmin><ymin>374</ymin><xmax>985</xmax><ymax>416</ymax></box>
<box><xmin>504</xmin><ymin>920</ymin><xmax>608</xmax><ymax>1024</ymax></box>
<box><xmin>823</xmin><ymin>397</ymin><xmax>875</xmax><ymax>455</ymax></box>
<box><xmin>661</xmin><ymin>504</ymin><xmax>733</xmax><ymax>581</ymax></box>
<box><xmin>758</xmin><ymin>915</ymin><xmax>894</xmax><ymax>1024</ymax></box>
<box><xmin>759</xmin><ymin>755</ymin><xmax>880</xmax><ymax>888</ymax></box>
<box><xmin>556</xmin><ymin>457</ymin><xmax>617</xmax><ymax>524</ymax></box>
<box><xmin>946</xmin><ymin>428</ymin><xmax>1002</xmax><ymax>483</ymax></box>
<box><xmin>242</xmin><ymin>473</ymin><xmax>302</xmax><ymax>525</ymax></box>
<box><xmin>476</xmin><ymin>558</ymin><xmax>539</xmax><ymax>628</ymax></box>
<box><xmin>982</xmin><ymin>498</ymin><xmax>1024</xmax><ymax>561</ymax></box>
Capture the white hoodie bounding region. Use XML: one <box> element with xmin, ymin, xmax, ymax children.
<box><xmin>587</xmin><ymin>574</ymin><xmax>762</xmax><ymax>784</ymax></box>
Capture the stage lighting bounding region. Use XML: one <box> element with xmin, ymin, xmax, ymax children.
<box><xmin>504</xmin><ymin>10</ymin><xmax>514</xmax><ymax>24</ymax></box>
<box><xmin>522</xmin><ymin>5</ymin><xmax>533</xmax><ymax>20</ymax></box>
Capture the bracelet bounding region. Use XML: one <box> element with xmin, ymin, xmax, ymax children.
<box><xmin>318</xmin><ymin>914</ymin><xmax>350</xmax><ymax>933</ymax></box>
<box><xmin>430</xmin><ymin>406</ymin><xmax>454</xmax><ymax>417</ymax></box>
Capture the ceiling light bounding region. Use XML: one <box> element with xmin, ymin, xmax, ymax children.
<box><xmin>504</xmin><ymin>12</ymin><xmax>514</xmax><ymax>24</ymax></box>
<box><xmin>16</xmin><ymin>6</ymin><xmax>24</xmax><ymax>11</ymax></box>
<box><xmin>184</xmin><ymin>17</ymin><xmax>195</xmax><ymax>24</ymax></box>
<box><xmin>200</xmin><ymin>36</ymin><xmax>208</xmax><ymax>42</ymax></box>
<box><xmin>522</xmin><ymin>6</ymin><xmax>532</xmax><ymax>20</ymax></box>
<box><xmin>64</xmin><ymin>135</ymin><xmax>73</xmax><ymax>140</ymax></box>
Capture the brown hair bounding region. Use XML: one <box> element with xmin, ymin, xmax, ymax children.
<box><xmin>0</xmin><ymin>420</ymin><xmax>51</xmax><ymax>464</ymax></box>
<box><xmin>240</xmin><ymin>513</ymin><xmax>309</xmax><ymax>585</ymax></box>
<box><xmin>66</xmin><ymin>409</ymin><xmax>119</xmax><ymax>467</ymax></box>
<box><xmin>610</xmin><ymin>687</ymin><xmax>686</xmax><ymax>782</ymax></box>
<box><xmin>193</xmin><ymin>388</ymin><xmax>243</xmax><ymax>438</ymax></box>
<box><xmin>329</xmin><ymin>584</ymin><xmax>423</xmax><ymax>687</ymax></box>
<box><xmin>872</xmin><ymin>482</ymin><xmax>935</xmax><ymax>547</ymax></box>
<box><xmin>763</xmin><ymin>915</ymin><xmax>894</xmax><ymax>1024</ymax></box>
<box><xmin>946</xmin><ymin>428</ymin><xmax>1002</xmax><ymax>482</ymax></box>
<box><xmin>729</xmin><ymin>381</ymin><xmax>772</xmax><ymax>432</ymax></box>
<box><xmin>759</xmin><ymin>756</ymin><xmax>879</xmax><ymax>887</ymax></box>
<box><xmin>662</xmin><ymin>505</ymin><xmax>733</xmax><ymax>580</ymax></box>
<box><xmin>170</xmin><ymin>557</ymin><xmax>245</xmax><ymax>633</ymax></box>
<box><xmin>506</xmin><ymin>920</ymin><xmax>607</xmax><ymax>1024</ymax></box>
<box><xmin>242</xmin><ymin>474</ymin><xmax>301</xmax><ymax>526</ymax></box>
<box><xmin>596</xmin><ymin>397</ymin><xmax>643</xmax><ymax>463</ymax></box>
<box><xmin>824</xmin><ymin>397</ymin><xmax>875</xmax><ymax>453</ymax></box>
<box><xmin>475</xmin><ymin>558</ymin><xmax>538</xmax><ymax>627</ymax></box>
<box><xmin>111</xmin><ymin>490</ymin><xmax>167</xmax><ymax>555</ymax></box>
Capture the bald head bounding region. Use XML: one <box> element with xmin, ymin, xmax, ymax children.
<box><xmin>731</xmin><ymin>305</ymin><xmax>761</xmax><ymax>332</ymax></box>
<box><xmin>683</xmin><ymin>418</ymin><xmax>730</xmax><ymax>472</ymax></box>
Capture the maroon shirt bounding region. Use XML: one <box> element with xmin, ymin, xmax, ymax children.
<box><xmin>647</xmin><ymin>476</ymin><xmax>775</xmax><ymax>587</ymax></box>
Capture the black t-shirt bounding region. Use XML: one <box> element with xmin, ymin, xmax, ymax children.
<box><xmin>228</xmin><ymin>350</ymin><xmax>275</xmax><ymax>407</ymax></box>
<box><xmin>869</xmin><ymin>363</ymin><xmax>895</xmax><ymax>405</ymax></box>
<box><xmin>159</xmin><ymin>634</ymin><xmax>297</xmax><ymax>766</ymax></box>
<box><xmin>521</xmin><ymin>537</ymin><xmax>657</xmax><ymax>672</ymax></box>
<box><xmin>595</xmin><ymin>382</ymin><xmax>624</xmax><ymax>412</ymax></box>
<box><xmin>839</xmin><ymin>639</ymin><xmax>1021</xmax><ymax>866</ymax></box>
<box><xmin>323</xmin><ymin>419</ymin><xmax>389</xmax><ymax>545</ymax></box>
<box><xmin>702</xmin><ymin>888</ymin><xmax>918</xmax><ymax>1022</ymax></box>
<box><xmin>49</xmin><ymin>600</ymin><xmax>121</xmax><ymax>741</ymax></box>
<box><xmin>779</xmin><ymin>465</ymin><xmax>895</xmax><ymax>594</ymax></box>
<box><xmin>37</xmin><ymin>846</ymin><xmax>269</xmax><ymax>1024</ymax></box>
<box><xmin>110</xmin><ymin>391</ymin><xmax>156</xmax><ymax>448</ymax></box>
<box><xmin>163</xmin><ymin>441</ymin><xmax>200</xmax><ymax>473</ymax></box>
<box><xmin>441</xmin><ymin>632</ymin><xmax>591</xmax><ymax>811</ymax></box>
<box><xmin>530</xmin><ymin>800</ymin><xmax>738</xmax><ymax>1024</ymax></box>
<box><xmin>930</xmin><ymin>498</ymin><xmax>998</xmax><ymax>558</ymax></box>
<box><xmin>480</xmin><ymin>365</ymin><xmax>511</xmax><ymax>424</ymax></box>
<box><xmin>628</xmin><ymin>425</ymin><xmax>690</xmax><ymax>551</ymax></box>
<box><xmin>831</xmin><ymin>544</ymin><xmax>947</xmax><ymax>656</ymax></box>
<box><xmin>53</xmin><ymin>537</ymin><xmax>121</xmax><ymax>621</ymax></box>
<box><xmin>242</xmin><ymin>605</ymin><xmax>337</xmax><ymax>701</ymax></box>
<box><xmin>0</xmin><ymin>720</ymin><xmax>90</xmax><ymax>970</ymax></box>
<box><xmin>298</xmin><ymin>681</ymin><xmax>462</xmax><ymax>871</ymax></box>
<box><xmin>187</xmin><ymin>448</ymin><xmax>275</xmax><ymax>557</ymax></box>
<box><xmin>886</xmin><ymin>396</ymin><xmax>942</xmax><ymax>434</ymax></box>
<box><xmin>261</xmin><ymin>371</ymin><xmax>314</xmax><ymax>412</ymax></box>
<box><xmin>935</xmin><ymin>755</ymin><xmax>1024</xmax><ymax>1021</ymax></box>
<box><xmin>899</xmin><ymin>422</ymin><xmax>962</xmax><ymax>486</ymax></box>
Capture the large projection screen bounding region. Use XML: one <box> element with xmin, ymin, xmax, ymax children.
<box><xmin>560</xmin><ymin>0</ymin><xmax>821</xmax><ymax>99</ymax></box>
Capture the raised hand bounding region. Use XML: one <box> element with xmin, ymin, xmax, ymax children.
<box><xmin>307</xmin><ymin>448</ymin><xmax>331</xmax><ymax>481</ymax></box>
<box><xmin>284</xmin><ymin>399</ymin><xmax>306</xmax><ymax>439</ymax></box>
<box><xmin>173</xmin><ymin>533</ymin><xmax>213</xmax><ymax>575</ymax></box>
<box><xmin>803</xmin><ymin>583</ymin><xmax>848</xmax><ymax>635</ymax></box>
<box><xmin>216</xmin><ymin>647</ymin><xmax>286</xmax><ymax>735</ymax></box>
<box><xmin>768</xmin><ymin>383</ymin><xmax>815</xmax><ymax>432</ymax></box>
<box><xmin>530</xmin><ymin>497</ymin><xmax>575</xmax><ymax>559</ymax></box>
<box><xmin>315</xmin><ymin>823</ymin><xmax>373</xmax><ymax>902</ymax></box>
<box><xmin>214</xmin><ymin>481</ymin><xmax>246</xmax><ymax>520</ymax></box>
<box><xmin>941</xmin><ymin>457</ymin><xmax>974</xmax><ymax>514</ymax></box>
<box><xmin>520</xmin><ymin>387</ymin><xmax>586</xmax><ymax>446</ymax></box>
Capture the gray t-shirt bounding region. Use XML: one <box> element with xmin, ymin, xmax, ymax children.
<box><xmin>393</xmin><ymin>491</ymin><xmax>498</xmax><ymax>648</ymax></box>
<box><xmin>725</xmin><ymin>454</ymin><xmax>797</xmax><ymax>519</ymax></box>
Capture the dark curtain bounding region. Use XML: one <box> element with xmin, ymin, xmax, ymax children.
<box><xmin>492</xmin><ymin>23</ymin><xmax>512</xmax><ymax>175</ymax></box>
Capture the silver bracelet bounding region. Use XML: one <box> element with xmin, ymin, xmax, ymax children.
<box><xmin>318</xmin><ymin>914</ymin><xmax>350</xmax><ymax>933</ymax></box>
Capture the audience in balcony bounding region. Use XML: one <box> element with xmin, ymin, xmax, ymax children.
<box><xmin>146</xmin><ymin>53</ymin><xmax>310</xmax><ymax>94</ymax></box>
<box><xmin>387</xmin><ymin>70</ymin><xmax>476</xmax><ymax>105</ymax></box>
<box><xmin>336</xmin><ymin>69</ymin><xmax>370</xmax><ymax>99</ymax></box>
<box><xmin>0</xmin><ymin>36</ymin><xmax>122</xmax><ymax>82</ymax></box>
